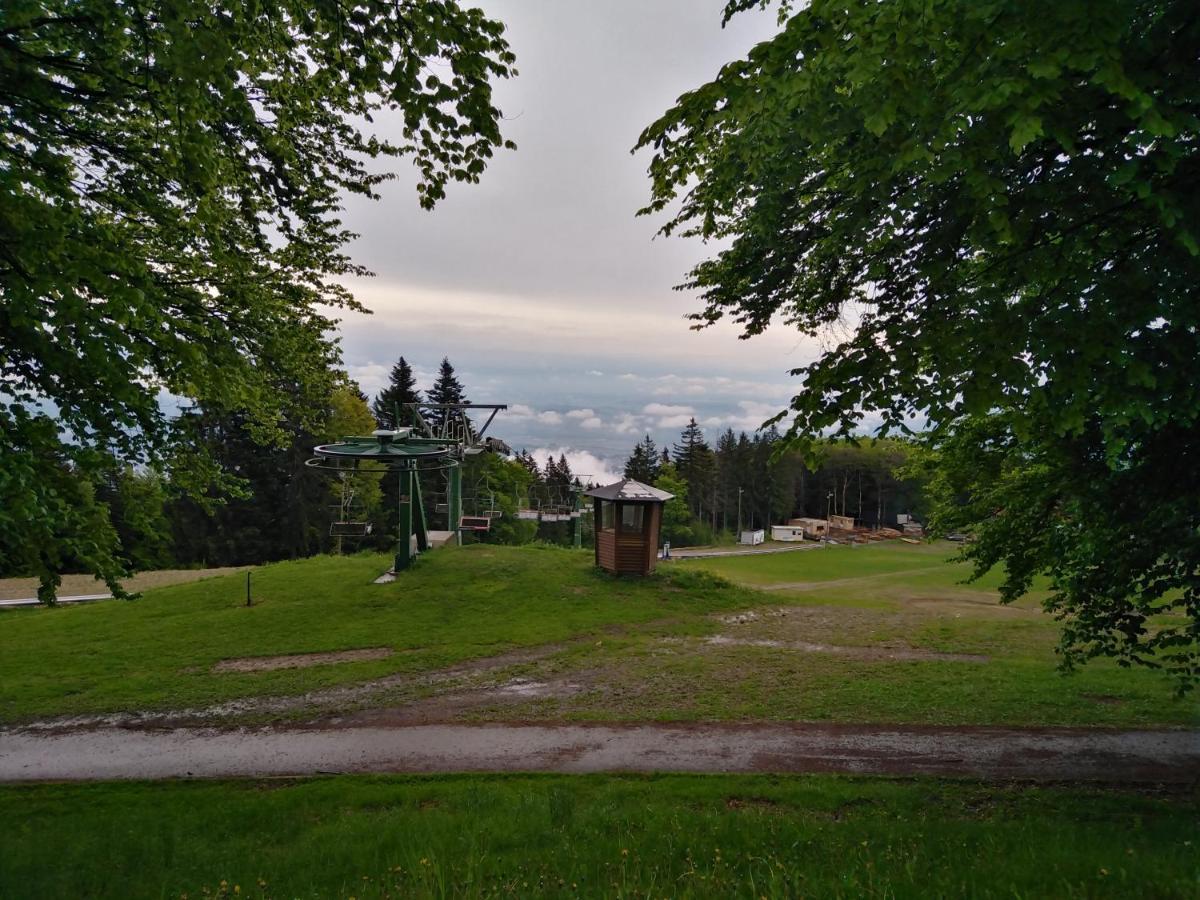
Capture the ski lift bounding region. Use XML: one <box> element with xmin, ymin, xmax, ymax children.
<box><xmin>459</xmin><ymin>515</ymin><xmax>491</xmax><ymax>532</ymax></box>
<box><xmin>329</xmin><ymin>474</ymin><xmax>373</xmax><ymax>538</ymax></box>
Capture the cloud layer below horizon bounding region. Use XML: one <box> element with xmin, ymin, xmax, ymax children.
<box><xmin>329</xmin><ymin>1</ymin><xmax>825</xmax><ymax>475</ymax></box>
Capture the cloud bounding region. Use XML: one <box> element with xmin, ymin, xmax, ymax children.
<box><xmin>565</xmin><ymin>408</ymin><xmax>595</xmax><ymax>420</ymax></box>
<box><xmin>656</xmin><ymin>414</ymin><xmax>695</xmax><ymax>429</ymax></box>
<box><xmin>530</xmin><ymin>447</ymin><xmax>621</xmax><ymax>484</ymax></box>
<box><xmin>579</xmin><ymin>416</ymin><xmax>603</xmax><ymax>429</ymax></box>
<box><xmin>612</xmin><ymin>413</ymin><xmax>642</xmax><ymax>435</ymax></box>
<box><xmin>642</xmin><ymin>403</ymin><xmax>693</xmax><ymax>417</ymax></box>
<box><xmin>346</xmin><ymin>362</ymin><xmax>390</xmax><ymax>399</ymax></box>
<box><xmin>586</xmin><ymin>370</ymin><xmax>604</xmax><ymax>377</ymax></box>
<box><xmin>505</xmin><ymin>405</ymin><xmax>570</xmax><ymax>426</ymax></box>
<box><xmin>694</xmin><ymin>399</ymin><xmax>793</xmax><ymax>434</ymax></box>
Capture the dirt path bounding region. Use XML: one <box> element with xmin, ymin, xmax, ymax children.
<box><xmin>1</xmin><ymin>722</ymin><xmax>1194</xmax><ymax>783</ymax></box>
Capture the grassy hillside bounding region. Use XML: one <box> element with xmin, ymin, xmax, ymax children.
<box><xmin>0</xmin><ymin>542</ymin><xmax>1192</xmax><ymax>727</ymax></box>
<box><xmin>0</xmin><ymin>545</ymin><xmax>746</xmax><ymax>722</ymax></box>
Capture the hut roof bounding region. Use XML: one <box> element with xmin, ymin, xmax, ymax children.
<box><xmin>583</xmin><ymin>478</ymin><xmax>674</xmax><ymax>503</ymax></box>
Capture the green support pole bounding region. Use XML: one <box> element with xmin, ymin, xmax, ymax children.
<box><xmin>448</xmin><ymin>463</ymin><xmax>463</xmax><ymax>547</ymax></box>
<box><xmin>413</xmin><ymin>472</ymin><xmax>429</xmax><ymax>553</ymax></box>
<box><xmin>573</xmin><ymin>492</ymin><xmax>582</xmax><ymax>549</ymax></box>
<box><xmin>395</xmin><ymin>465</ymin><xmax>414</xmax><ymax>572</ymax></box>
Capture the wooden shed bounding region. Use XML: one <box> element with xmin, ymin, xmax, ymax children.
<box><xmin>584</xmin><ymin>479</ymin><xmax>674</xmax><ymax>576</ymax></box>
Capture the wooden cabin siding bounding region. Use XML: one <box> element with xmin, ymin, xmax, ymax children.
<box><xmin>596</xmin><ymin>530</ymin><xmax>617</xmax><ymax>569</ymax></box>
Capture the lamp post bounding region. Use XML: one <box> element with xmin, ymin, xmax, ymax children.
<box><xmin>737</xmin><ymin>487</ymin><xmax>743</xmax><ymax>538</ymax></box>
<box><xmin>826</xmin><ymin>491</ymin><xmax>833</xmax><ymax>548</ymax></box>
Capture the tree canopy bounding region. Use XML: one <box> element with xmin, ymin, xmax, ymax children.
<box><xmin>1</xmin><ymin>2</ymin><xmax>516</xmax><ymax>595</ymax></box>
<box><xmin>638</xmin><ymin>0</ymin><xmax>1199</xmax><ymax>687</ymax></box>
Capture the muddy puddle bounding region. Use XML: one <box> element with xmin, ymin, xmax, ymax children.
<box><xmin>13</xmin><ymin>643</ymin><xmax>569</xmax><ymax>733</ymax></box>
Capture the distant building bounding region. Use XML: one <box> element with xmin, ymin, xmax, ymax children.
<box><xmin>830</xmin><ymin>514</ymin><xmax>855</xmax><ymax>531</ymax></box>
<box><xmin>771</xmin><ymin>524</ymin><xmax>806</xmax><ymax>542</ymax></box>
<box><xmin>788</xmin><ymin>517</ymin><xmax>829</xmax><ymax>539</ymax></box>
<box><xmin>738</xmin><ymin>529</ymin><xmax>765</xmax><ymax>546</ymax></box>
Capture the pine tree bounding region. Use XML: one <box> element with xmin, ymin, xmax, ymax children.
<box><xmin>623</xmin><ymin>434</ymin><xmax>661</xmax><ymax>483</ymax></box>
<box><xmin>546</xmin><ymin>453</ymin><xmax>573</xmax><ymax>489</ymax></box>
<box><xmin>372</xmin><ymin>357</ymin><xmax>421</xmax><ymax>429</ymax></box>
<box><xmin>426</xmin><ymin>357</ymin><xmax>469</xmax><ymax>435</ymax></box>
<box><xmin>715</xmin><ymin>428</ymin><xmax>738</xmax><ymax>531</ymax></box>
<box><xmin>543</xmin><ymin>454</ymin><xmax>561</xmax><ymax>486</ymax></box>
<box><xmin>672</xmin><ymin>418</ymin><xmax>716</xmax><ymax>522</ymax></box>
<box><xmin>516</xmin><ymin>449</ymin><xmax>541</xmax><ymax>482</ymax></box>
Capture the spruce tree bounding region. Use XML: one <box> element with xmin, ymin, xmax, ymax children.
<box><xmin>516</xmin><ymin>449</ymin><xmax>541</xmax><ymax>482</ymax></box>
<box><xmin>715</xmin><ymin>428</ymin><xmax>738</xmax><ymax>531</ymax></box>
<box><xmin>546</xmin><ymin>453</ymin><xmax>572</xmax><ymax>489</ymax></box>
<box><xmin>623</xmin><ymin>434</ymin><xmax>661</xmax><ymax>483</ymax></box>
<box><xmin>372</xmin><ymin>356</ymin><xmax>421</xmax><ymax>429</ymax></box>
<box><xmin>672</xmin><ymin>418</ymin><xmax>716</xmax><ymax>522</ymax></box>
<box><xmin>426</xmin><ymin>357</ymin><xmax>469</xmax><ymax>435</ymax></box>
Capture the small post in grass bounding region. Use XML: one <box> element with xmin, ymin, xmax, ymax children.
<box><xmin>246</xmin><ymin>571</ymin><xmax>252</xmax><ymax>607</ymax></box>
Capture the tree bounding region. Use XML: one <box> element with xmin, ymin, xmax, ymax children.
<box><xmin>373</xmin><ymin>357</ymin><xmax>421</xmax><ymax>430</ymax></box>
<box><xmin>167</xmin><ymin>368</ymin><xmax>342</xmax><ymax>567</ymax></box>
<box><xmin>469</xmin><ymin>453</ymin><xmax>537</xmax><ymax>545</ymax></box>
<box><xmin>2</xmin><ymin>2</ymin><xmax>516</xmax><ymax>600</ymax></box>
<box><xmin>654</xmin><ymin>463</ymin><xmax>695</xmax><ymax>547</ymax></box>
<box><xmin>673</xmin><ymin>419</ymin><xmax>715</xmax><ymax>523</ymax></box>
<box><xmin>97</xmin><ymin>465</ymin><xmax>175</xmax><ymax>572</ymax></box>
<box><xmin>546</xmin><ymin>453</ymin><xmax>573</xmax><ymax>490</ymax></box>
<box><xmin>326</xmin><ymin>384</ymin><xmax>384</xmax><ymax>554</ymax></box>
<box><xmin>623</xmin><ymin>435</ymin><xmax>662</xmax><ymax>483</ymax></box>
<box><xmin>515</xmin><ymin>449</ymin><xmax>542</xmax><ymax>482</ymax></box>
<box><xmin>639</xmin><ymin>1</ymin><xmax>1199</xmax><ymax>688</ymax></box>
<box><xmin>426</xmin><ymin>357</ymin><xmax>469</xmax><ymax>435</ymax></box>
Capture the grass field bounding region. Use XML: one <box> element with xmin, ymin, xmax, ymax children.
<box><xmin>2</xmin><ymin>774</ymin><xmax>1196</xmax><ymax>898</ymax></box>
<box><xmin>0</xmin><ymin>542</ymin><xmax>1193</xmax><ymax>727</ymax></box>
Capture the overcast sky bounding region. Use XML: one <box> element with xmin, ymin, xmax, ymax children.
<box><xmin>333</xmin><ymin>0</ymin><xmax>816</xmax><ymax>481</ymax></box>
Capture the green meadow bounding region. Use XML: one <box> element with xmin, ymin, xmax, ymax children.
<box><xmin>2</xmin><ymin>775</ymin><xmax>1196</xmax><ymax>899</ymax></box>
<box><xmin>0</xmin><ymin>542</ymin><xmax>1192</xmax><ymax>728</ymax></box>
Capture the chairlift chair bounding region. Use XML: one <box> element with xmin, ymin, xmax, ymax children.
<box><xmin>330</xmin><ymin>521</ymin><xmax>373</xmax><ymax>537</ymax></box>
<box><xmin>329</xmin><ymin>474</ymin><xmax>373</xmax><ymax>538</ymax></box>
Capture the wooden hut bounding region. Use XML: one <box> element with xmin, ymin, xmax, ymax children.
<box><xmin>584</xmin><ymin>479</ymin><xmax>674</xmax><ymax>576</ymax></box>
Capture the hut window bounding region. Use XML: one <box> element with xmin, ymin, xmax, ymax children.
<box><xmin>620</xmin><ymin>504</ymin><xmax>644</xmax><ymax>534</ymax></box>
<box><xmin>600</xmin><ymin>500</ymin><xmax>615</xmax><ymax>531</ymax></box>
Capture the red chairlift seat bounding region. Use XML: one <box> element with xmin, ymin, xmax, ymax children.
<box><xmin>458</xmin><ymin>515</ymin><xmax>491</xmax><ymax>532</ymax></box>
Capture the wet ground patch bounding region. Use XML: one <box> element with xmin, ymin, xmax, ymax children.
<box><xmin>211</xmin><ymin>647</ymin><xmax>395</xmax><ymax>673</ymax></box>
